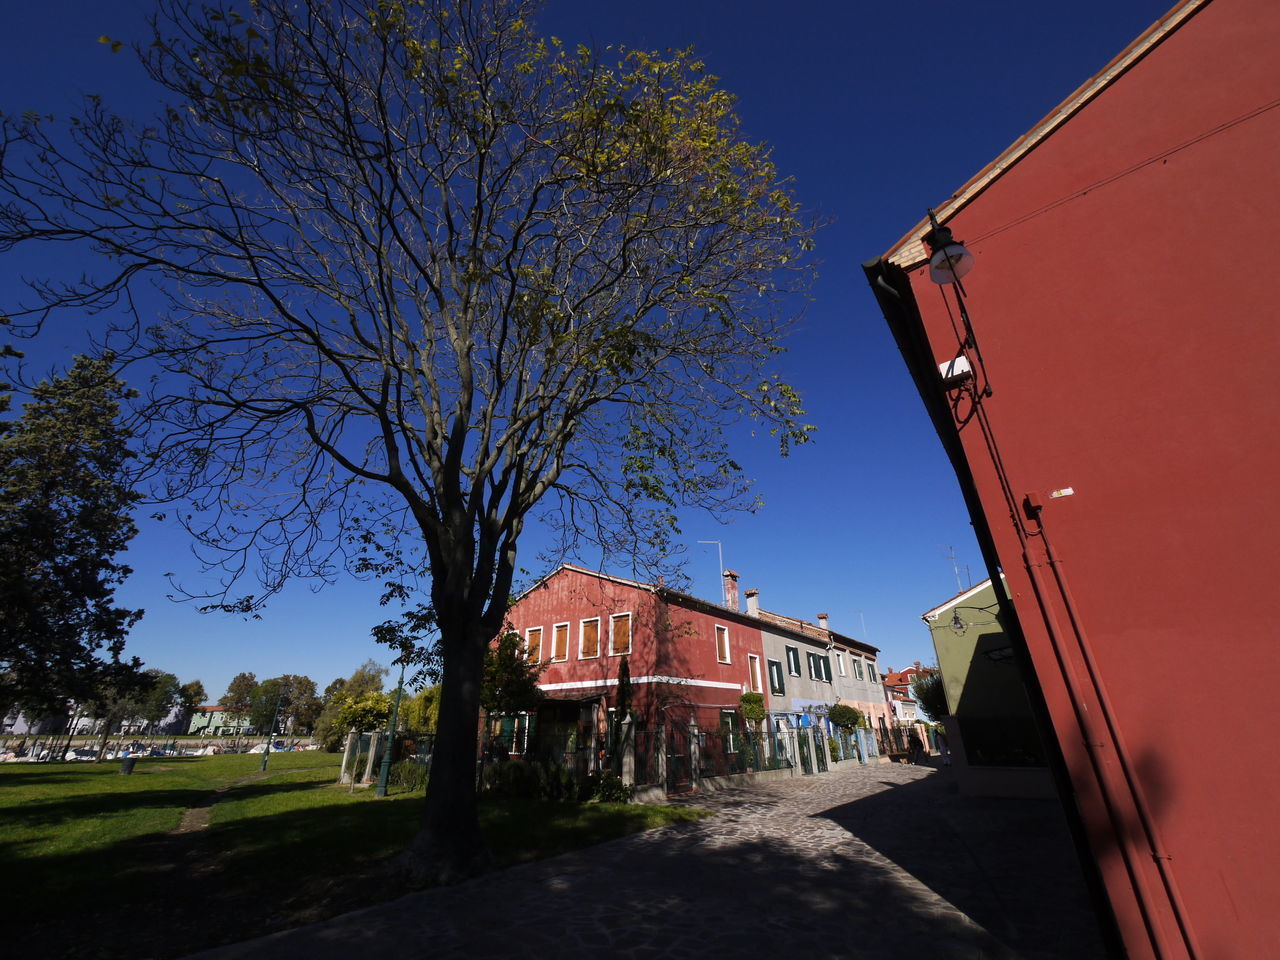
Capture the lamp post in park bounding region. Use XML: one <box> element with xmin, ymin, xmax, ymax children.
<box><xmin>259</xmin><ymin>694</ymin><xmax>285</xmax><ymax>772</ymax></box>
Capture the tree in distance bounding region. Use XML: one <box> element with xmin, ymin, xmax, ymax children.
<box><xmin>176</xmin><ymin>678</ymin><xmax>207</xmax><ymax>730</ymax></box>
<box><xmin>0</xmin><ymin>0</ymin><xmax>816</xmax><ymax>875</ymax></box>
<box><xmin>247</xmin><ymin>673</ymin><xmax>322</xmax><ymax>734</ymax></box>
<box><xmin>81</xmin><ymin>663</ymin><xmax>154</xmax><ymax>761</ymax></box>
<box><xmin>315</xmin><ymin>659</ymin><xmax>388</xmax><ymax>750</ymax></box>
<box><xmin>220</xmin><ymin>672</ymin><xmax>257</xmax><ymax>726</ymax></box>
<box><xmin>138</xmin><ymin>669</ymin><xmax>181</xmax><ymax>734</ymax></box>
<box><xmin>0</xmin><ymin>355</ymin><xmax>143</xmax><ymax>715</ymax></box>
<box><xmin>911</xmin><ymin>672</ymin><xmax>948</xmax><ymax>722</ymax></box>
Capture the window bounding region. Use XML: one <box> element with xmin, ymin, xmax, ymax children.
<box><xmin>525</xmin><ymin>626</ymin><xmax>543</xmax><ymax>661</ymax></box>
<box><xmin>807</xmin><ymin>652</ymin><xmax>832</xmax><ymax>683</ymax></box>
<box><xmin>579</xmin><ymin>617</ymin><xmax>600</xmax><ymax>659</ymax></box>
<box><xmin>551</xmin><ymin>622</ymin><xmax>569</xmax><ymax>662</ymax></box>
<box><xmin>715</xmin><ymin>624</ymin><xmax>731</xmax><ymax>664</ymax></box>
<box><xmin>835</xmin><ymin>654</ymin><xmax>846</xmax><ymax>677</ymax></box>
<box><xmin>748</xmin><ymin>654</ymin><xmax>762</xmax><ymax>693</ymax></box>
<box><xmin>610</xmin><ymin>613</ymin><xmax>632</xmax><ymax>655</ymax></box>
<box><xmin>852</xmin><ymin>658</ymin><xmax>864</xmax><ymax>680</ymax></box>
<box><xmin>768</xmin><ymin>659</ymin><xmax>785</xmax><ymax>695</ymax></box>
<box><xmin>785</xmin><ymin>645</ymin><xmax>801</xmax><ymax>676</ymax></box>
<box><xmin>866</xmin><ymin>660</ymin><xmax>877</xmax><ymax>682</ymax></box>
<box><xmin>720</xmin><ymin>710</ymin><xmax>739</xmax><ymax>752</ymax></box>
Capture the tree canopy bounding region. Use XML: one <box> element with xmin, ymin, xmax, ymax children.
<box><xmin>220</xmin><ymin>672</ymin><xmax>257</xmax><ymax>723</ymax></box>
<box><xmin>247</xmin><ymin>673</ymin><xmax>321</xmax><ymax>733</ymax></box>
<box><xmin>0</xmin><ymin>355</ymin><xmax>143</xmax><ymax>714</ymax></box>
<box><xmin>827</xmin><ymin>703</ymin><xmax>864</xmax><ymax>731</ymax></box>
<box><xmin>911</xmin><ymin>672</ymin><xmax>948</xmax><ymax>722</ymax></box>
<box><xmin>0</xmin><ymin>0</ymin><xmax>816</xmax><ymax>873</ymax></box>
<box><xmin>138</xmin><ymin>669</ymin><xmax>181</xmax><ymax>731</ymax></box>
<box><xmin>481</xmin><ymin>630</ymin><xmax>545</xmax><ymax>715</ymax></box>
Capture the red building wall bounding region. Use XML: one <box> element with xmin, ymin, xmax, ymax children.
<box><xmin>872</xmin><ymin>1</ymin><xmax>1280</xmax><ymax>957</ymax></box>
<box><xmin>506</xmin><ymin>566</ymin><xmax>767</xmax><ymax>725</ymax></box>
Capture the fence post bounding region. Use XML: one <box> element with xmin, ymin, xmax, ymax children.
<box><xmin>656</xmin><ymin>723</ymin><xmax>667</xmax><ymax>791</ymax></box>
<box><xmin>688</xmin><ymin>719</ymin><xmax>700</xmax><ymax>790</ymax></box>
<box><xmin>620</xmin><ymin>715</ymin><xmax>635</xmax><ymax>787</ymax></box>
<box><xmin>363</xmin><ymin>731</ymin><xmax>382</xmax><ymax>784</ymax></box>
<box><xmin>339</xmin><ymin>729</ymin><xmax>358</xmax><ymax>783</ymax></box>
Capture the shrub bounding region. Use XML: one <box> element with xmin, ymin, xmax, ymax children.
<box><xmin>827</xmin><ymin>703</ymin><xmax>863</xmax><ymax>731</ymax></box>
<box><xmin>483</xmin><ymin>758</ymin><xmax>583</xmax><ymax>802</ymax></box>
<box><xmin>739</xmin><ymin>692</ymin><xmax>766</xmax><ymax>725</ymax></box>
<box><xmin>593</xmin><ymin>770</ymin><xmax>634</xmax><ymax>803</ymax></box>
<box><xmin>828</xmin><ymin>736</ymin><xmax>841</xmax><ymax>761</ymax></box>
<box><xmin>390</xmin><ymin>759</ymin><xmax>429</xmax><ymax>792</ymax></box>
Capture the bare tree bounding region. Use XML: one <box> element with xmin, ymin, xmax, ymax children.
<box><xmin>0</xmin><ymin>0</ymin><xmax>816</xmax><ymax>875</ymax></box>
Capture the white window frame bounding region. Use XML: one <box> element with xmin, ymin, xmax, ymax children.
<box><xmin>551</xmin><ymin>621</ymin><xmax>570</xmax><ymax>662</ymax></box>
<box><xmin>715</xmin><ymin>624</ymin><xmax>731</xmax><ymax>664</ymax></box>
<box><xmin>579</xmin><ymin>616</ymin><xmax>601</xmax><ymax>660</ymax></box>
<box><xmin>609</xmin><ymin>612</ymin><xmax>632</xmax><ymax>656</ymax></box>
<box><xmin>852</xmin><ymin>658</ymin><xmax>865</xmax><ymax>681</ymax></box>
<box><xmin>747</xmin><ymin>654</ymin><xmax>762</xmax><ymax>693</ymax></box>
<box><xmin>525</xmin><ymin>626</ymin><xmax>544</xmax><ymax>661</ymax></box>
<box><xmin>866</xmin><ymin>660</ymin><xmax>877</xmax><ymax>681</ymax></box>
<box><xmin>835</xmin><ymin>653</ymin><xmax>846</xmax><ymax>677</ymax></box>
<box><xmin>786</xmin><ymin>645</ymin><xmax>801</xmax><ymax>676</ymax></box>
<box><xmin>720</xmin><ymin>709</ymin><xmax>738</xmax><ymax>752</ymax></box>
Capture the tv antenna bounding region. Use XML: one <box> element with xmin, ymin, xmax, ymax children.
<box><xmin>941</xmin><ymin>545</ymin><xmax>965</xmax><ymax>592</ymax></box>
<box><xmin>697</xmin><ymin>539</ymin><xmax>725</xmax><ymax>604</ymax></box>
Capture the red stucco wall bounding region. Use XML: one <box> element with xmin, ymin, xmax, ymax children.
<box><xmin>895</xmin><ymin>1</ymin><xmax>1280</xmax><ymax>956</ymax></box>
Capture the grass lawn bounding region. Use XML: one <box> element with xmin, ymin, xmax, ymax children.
<box><xmin>1</xmin><ymin>753</ymin><xmax>709</xmax><ymax>959</ymax></box>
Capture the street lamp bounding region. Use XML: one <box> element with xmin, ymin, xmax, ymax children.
<box><xmin>924</xmin><ymin>210</ymin><xmax>974</xmax><ymax>287</ymax></box>
<box><xmin>259</xmin><ymin>694</ymin><xmax>284</xmax><ymax>772</ymax></box>
<box><xmin>375</xmin><ymin>659</ymin><xmax>408</xmax><ymax>798</ymax></box>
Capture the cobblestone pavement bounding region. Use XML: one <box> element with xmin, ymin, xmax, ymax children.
<box><xmin>188</xmin><ymin>762</ymin><xmax>1109</xmax><ymax>960</ymax></box>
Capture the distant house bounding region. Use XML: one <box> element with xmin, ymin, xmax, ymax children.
<box><xmin>744</xmin><ymin>590</ymin><xmax>888</xmax><ymax>737</ymax></box>
<box><xmin>187</xmin><ymin>705</ymin><xmax>252</xmax><ymax>737</ymax></box>
<box><xmin>921</xmin><ymin>578</ymin><xmax>1052</xmax><ymax>797</ymax></box>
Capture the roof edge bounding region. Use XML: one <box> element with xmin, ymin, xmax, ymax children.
<box><xmin>921</xmin><ymin>574</ymin><xmax>1008</xmax><ymax>621</ymax></box>
<box><xmin>883</xmin><ymin>0</ymin><xmax>1209</xmax><ymax>269</ymax></box>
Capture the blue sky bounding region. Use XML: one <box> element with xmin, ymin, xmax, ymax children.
<box><xmin>1</xmin><ymin>0</ymin><xmax>1174</xmax><ymax>702</ymax></box>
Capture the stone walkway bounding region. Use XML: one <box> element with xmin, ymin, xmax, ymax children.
<box><xmin>188</xmin><ymin>762</ymin><xmax>1109</xmax><ymax>960</ymax></box>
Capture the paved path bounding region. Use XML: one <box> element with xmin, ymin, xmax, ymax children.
<box><xmin>188</xmin><ymin>762</ymin><xmax>1108</xmax><ymax>960</ymax></box>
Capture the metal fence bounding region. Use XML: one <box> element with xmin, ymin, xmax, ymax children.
<box><xmin>633</xmin><ymin>727</ymin><xmax>662</xmax><ymax>786</ymax></box>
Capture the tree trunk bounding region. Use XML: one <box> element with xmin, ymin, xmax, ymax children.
<box><xmin>404</xmin><ymin>614</ymin><xmax>490</xmax><ymax>882</ymax></box>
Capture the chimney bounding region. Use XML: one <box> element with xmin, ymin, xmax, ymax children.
<box><xmin>745</xmin><ymin>588</ymin><xmax>760</xmax><ymax>617</ymax></box>
<box><xmin>722</xmin><ymin>569</ymin><xmax>740</xmax><ymax>611</ymax></box>
<box><xmin>817</xmin><ymin>612</ymin><xmax>829</xmax><ymax>632</ymax></box>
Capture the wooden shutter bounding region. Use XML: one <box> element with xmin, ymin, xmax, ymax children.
<box><xmin>581</xmin><ymin>619</ymin><xmax>600</xmax><ymax>658</ymax></box>
<box><xmin>610</xmin><ymin>613</ymin><xmax>631</xmax><ymax>655</ymax></box>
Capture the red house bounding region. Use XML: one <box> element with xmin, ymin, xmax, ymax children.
<box><xmin>501</xmin><ymin>565</ymin><xmax>767</xmax><ymax>769</ymax></box>
<box><xmin>864</xmin><ymin>1</ymin><xmax>1280</xmax><ymax>957</ymax></box>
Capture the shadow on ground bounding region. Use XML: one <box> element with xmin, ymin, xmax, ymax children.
<box><xmin>818</xmin><ymin>763</ymin><xmax>1111</xmax><ymax>960</ymax></box>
